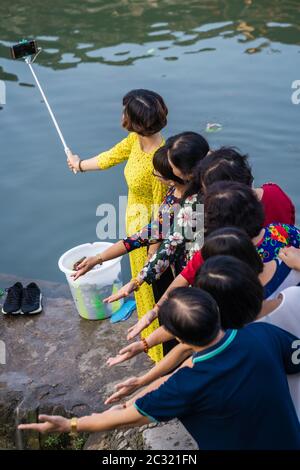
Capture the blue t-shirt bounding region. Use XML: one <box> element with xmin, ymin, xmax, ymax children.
<box><xmin>135</xmin><ymin>324</ymin><xmax>300</xmax><ymax>450</ymax></box>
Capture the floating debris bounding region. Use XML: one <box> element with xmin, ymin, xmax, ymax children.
<box><xmin>205</xmin><ymin>123</ymin><xmax>223</xmax><ymax>133</ymax></box>
<box><xmin>147</xmin><ymin>48</ymin><xmax>156</xmax><ymax>55</ymax></box>
<box><xmin>245</xmin><ymin>47</ymin><xmax>260</xmax><ymax>54</ymax></box>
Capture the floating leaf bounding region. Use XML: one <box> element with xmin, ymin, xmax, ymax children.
<box><xmin>205</xmin><ymin>122</ymin><xmax>223</xmax><ymax>133</ymax></box>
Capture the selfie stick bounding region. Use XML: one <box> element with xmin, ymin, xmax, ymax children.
<box><xmin>24</xmin><ymin>52</ymin><xmax>77</xmax><ymax>174</ymax></box>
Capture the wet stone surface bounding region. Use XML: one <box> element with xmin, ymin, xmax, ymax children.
<box><xmin>0</xmin><ymin>273</ymin><xmax>150</xmax><ymax>449</ymax></box>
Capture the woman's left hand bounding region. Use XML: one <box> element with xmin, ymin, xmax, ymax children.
<box><xmin>18</xmin><ymin>415</ymin><xmax>70</xmax><ymax>434</ymax></box>
<box><xmin>71</xmin><ymin>256</ymin><xmax>99</xmax><ymax>280</ymax></box>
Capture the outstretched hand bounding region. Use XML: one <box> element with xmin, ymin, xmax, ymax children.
<box><xmin>106</xmin><ymin>341</ymin><xmax>144</xmax><ymax>367</ymax></box>
<box><xmin>71</xmin><ymin>256</ymin><xmax>99</xmax><ymax>281</ymax></box>
<box><xmin>127</xmin><ymin>308</ymin><xmax>158</xmax><ymax>341</ymax></box>
<box><xmin>279</xmin><ymin>246</ymin><xmax>300</xmax><ymax>270</ymax></box>
<box><xmin>18</xmin><ymin>415</ymin><xmax>70</xmax><ymax>434</ymax></box>
<box><xmin>103</xmin><ymin>280</ymin><xmax>138</xmax><ymax>304</ymax></box>
<box><xmin>105</xmin><ymin>377</ymin><xmax>141</xmax><ymax>405</ymax></box>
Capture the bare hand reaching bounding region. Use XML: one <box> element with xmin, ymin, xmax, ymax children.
<box><xmin>71</xmin><ymin>256</ymin><xmax>99</xmax><ymax>280</ymax></box>
<box><xmin>106</xmin><ymin>341</ymin><xmax>144</xmax><ymax>367</ymax></box>
<box><xmin>18</xmin><ymin>415</ymin><xmax>70</xmax><ymax>434</ymax></box>
<box><xmin>127</xmin><ymin>308</ymin><xmax>158</xmax><ymax>340</ymax></box>
<box><xmin>279</xmin><ymin>246</ymin><xmax>300</xmax><ymax>270</ymax></box>
<box><xmin>103</xmin><ymin>280</ymin><xmax>138</xmax><ymax>304</ymax></box>
<box><xmin>105</xmin><ymin>377</ymin><xmax>142</xmax><ymax>405</ymax></box>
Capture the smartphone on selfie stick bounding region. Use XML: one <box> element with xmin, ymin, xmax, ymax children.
<box><xmin>11</xmin><ymin>39</ymin><xmax>76</xmax><ymax>174</ymax></box>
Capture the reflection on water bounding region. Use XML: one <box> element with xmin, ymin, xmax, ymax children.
<box><xmin>1</xmin><ymin>0</ymin><xmax>300</xmax><ymax>78</ymax></box>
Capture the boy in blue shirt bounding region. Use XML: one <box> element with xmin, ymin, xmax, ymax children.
<box><xmin>19</xmin><ymin>287</ymin><xmax>300</xmax><ymax>449</ymax></box>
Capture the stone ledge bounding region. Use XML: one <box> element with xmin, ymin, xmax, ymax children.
<box><xmin>0</xmin><ymin>273</ymin><xmax>150</xmax><ymax>449</ymax></box>
<box><xmin>83</xmin><ymin>420</ymin><xmax>198</xmax><ymax>451</ymax></box>
<box><xmin>143</xmin><ymin>420</ymin><xmax>198</xmax><ymax>450</ymax></box>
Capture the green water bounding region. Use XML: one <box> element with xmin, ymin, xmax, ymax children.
<box><xmin>0</xmin><ymin>0</ymin><xmax>300</xmax><ymax>282</ymax></box>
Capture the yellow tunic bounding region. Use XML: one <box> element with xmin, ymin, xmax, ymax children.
<box><xmin>97</xmin><ymin>132</ymin><xmax>167</xmax><ymax>362</ymax></box>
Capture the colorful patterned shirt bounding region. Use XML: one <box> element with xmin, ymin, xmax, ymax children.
<box><xmin>139</xmin><ymin>193</ymin><xmax>204</xmax><ymax>284</ymax></box>
<box><xmin>256</xmin><ymin>223</ymin><xmax>300</xmax><ymax>262</ymax></box>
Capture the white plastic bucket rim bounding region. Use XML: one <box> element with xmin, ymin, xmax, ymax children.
<box><xmin>58</xmin><ymin>242</ymin><xmax>122</xmax><ymax>277</ymax></box>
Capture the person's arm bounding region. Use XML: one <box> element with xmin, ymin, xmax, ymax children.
<box><xmin>18</xmin><ymin>405</ymin><xmax>150</xmax><ymax>435</ymax></box>
<box><xmin>126</xmin><ymin>355</ymin><xmax>193</xmax><ymax>406</ymax></box>
<box><xmin>106</xmin><ymin>325</ymin><xmax>173</xmax><ymax>367</ymax></box>
<box><xmin>105</xmin><ymin>344</ymin><xmax>193</xmax><ymax>405</ymax></box>
<box><xmin>127</xmin><ymin>274</ymin><xmax>189</xmax><ymax>341</ymax></box>
<box><xmin>147</xmin><ymin>242</ymin><xmax>161</xmax><ymax>259</ymax></box>
<box><xmin>72</xmin><ymin>241</ymin><xmax>128</xmax><ymax>280</ymax></box>
<box><xmin>104</xmin><ymin>273</ymin><xmax>188</xmax><ymax>342</ymax></box>
<box><xmin>141</xmin><ymin>344</ymin><xmax>193</xmax><ymax>386</ymax></box>
<box><xmin>279</xmin><ymin>246</ymin><xmax>300</xmax><ymax>270</ymax></box>
<box><xmin>67</xmin><ymin>133</ymin><xmax>135</xmax><ymax>172</ymax></box>
<box><xmin>74</xmin><ymin>187</ymin><xmax>175</xmax><ymax>281</ymax></box>
<box><xmin>101</xmin><ymin>242</ymin><xmax>189</xmax><ymax>303</ymax></box>
<box><xmin>67</xmin><ymin>152</ymin><xmax>101</xmax><ymax>172</ymax></box>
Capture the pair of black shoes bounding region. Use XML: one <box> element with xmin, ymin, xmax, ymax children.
<box><xmin>2</xmin><ymin>282</ymin><xmax>42</xmax><ymax>315</ymax></box>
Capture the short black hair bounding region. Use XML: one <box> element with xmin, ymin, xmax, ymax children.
<box><xmin>153</xmin><ymin>145</ymin><xmax>185</xmax><ymax>185</ymax></box>
<box><xmin>204</xmin><ymin>181</ymin><xmax>265</xmax><ymax>238</ymax></box>
<box><xmin>167</xmin><ymin>132</ymin><xmax>209</xmax><ymax>198</ymax></box>
<box><xmin>202</xmin><ymin>227</ymin><xmax>263</xmax><ymax>275</ymax></box>
<box><xmin>199</xmin><ymin>147</ymin><xmax>254</xmax><ymax>192</ymax></box>
<box><xmin>159</xmin><ymin>287</ymin><xmax>221</xmax><ymax>347</ymax></box>
<box><xmin>122</xmin><ymin>89</ymin><xmax>168</xmax><ymax>136</ymax></box>
<box><xmin>195</xmin><ymin>255</ymin><xmax>263</xmax><ymax>329</ymax></box>
<box><xmin>167</xmin><ymin>132</ymin><xmax>209</xmax><ymax>175</ymax></box>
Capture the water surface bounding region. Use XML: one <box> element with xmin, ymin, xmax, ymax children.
<box><xmin>0</xmin><ymin>0</ymin><xmax>300</xmax><ymax>282</ymax></box>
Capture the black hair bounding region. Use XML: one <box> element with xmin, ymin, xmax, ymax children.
<box><xmin>153</xmin><ymin>146</ymin><xmax>185</xmax><ymax>185</ymax></box>
<box><xmin>202</xmin><ymin>227</ymin><xmax>263</xmax><ymax>275</ymax></box>
<box><xmin>167</xmin><ymin>132</ymin><xmax>209</xmax><ymax>175</ymax></box>
<box><xmin>122</xmin><ymin>89</ymin><xmax>168</xmax><ymax>136</ymax></box>
<box><xmin>199</xmin><ymin>147</ymin><xmax>254</xmax><ymax>192</ymax></box>
<box><xmin>159</xmin><ymin>287</ymin><xmax>221</xmax><ymax>347</ymax></box>
<box><xmin>204</xmin><ymin>181</ymin><xmax>265</xmax><ymax>238</ymax></box>
<box><xmin>195</xmin><ymin>255</ymin><xmax>263</xmax><ymax>329</ymax></box>
<box><xmin>167</xmin><ymin>132</ymin><xmax>209</xmax><ymax>198</ymax></box>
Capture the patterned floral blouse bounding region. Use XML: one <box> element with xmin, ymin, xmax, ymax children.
<box><xmin>139</xmin><ymin>193</ymin><xmax>204</xmax><ymax>284</ymax></box>
<box><xmin>256</xmin><ymin>223</ymin><xmax>300</xmax><ymax>262</ymax></box>
<box><xmin>122</xmin><ymin>187</ymin><xmax>180</xmax><ymax>252</ymax></box>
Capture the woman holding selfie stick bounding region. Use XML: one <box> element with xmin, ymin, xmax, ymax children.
<box><xmin>67</xmin><ymin>89</ymin><xmax>168</xmax><ymax>363</ymax></box>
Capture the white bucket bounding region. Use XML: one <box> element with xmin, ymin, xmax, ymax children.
<box><xmin>58</xmin><ymin>242</ymin><xmax>123</xmax><ymax>320</ymax></box>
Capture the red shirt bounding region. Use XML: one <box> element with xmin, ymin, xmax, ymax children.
<box><xmin>181</xmin><ymin>183</ymin><xmax>296</xmax><ymax>285</ymax></box>
<box><xmin>261</xmin><ymin>183</ymin><xmax>295</xmax><ymax>226</ymax></box>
